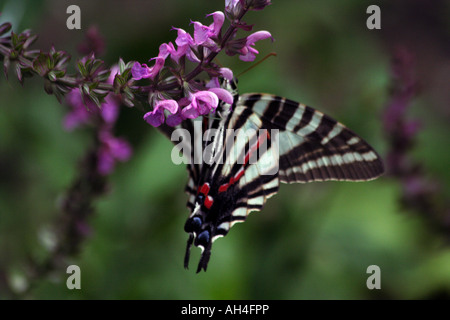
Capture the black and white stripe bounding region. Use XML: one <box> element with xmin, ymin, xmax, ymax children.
<box><xmin>158</xmin><ymin>81</ymin><xmax>384</xmax><ymax>272</ymax></box>
<box><xmin>239</xmin><ymin>93</ymin><xmax>384</xmax><ymax>183</ymax></box>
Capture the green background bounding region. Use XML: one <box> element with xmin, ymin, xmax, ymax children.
<box><xmin>0</xmin><ymin>0</ymin><xmax>449</xmax><ymax>299</ymax></box>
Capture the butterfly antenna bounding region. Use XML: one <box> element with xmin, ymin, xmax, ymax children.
<box><xmin>237</xmin><ymin>52</ymin><xmax>277</xmax><ymax>78</ymax></box>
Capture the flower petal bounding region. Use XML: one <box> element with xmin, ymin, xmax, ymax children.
<box><xmin>159</xmin><ymin>42</ymin><xmax>175</xmax><ymax>59</ymax></box>
<box><xmin>97</xmin><ymin>147</ymin><xmax>115</xmax><ymax>175</ymax></box>
<box><xmin>219</xmin><ymin>67</ymin><xmax>234</xmax><ymax>81</ymax></box>
<box><xmin>155</xmin><ymin>99</ymin><xmax>179</xmax><ymax>114</ymax></box>
<box><xmin>193</xmin><ymin>90</ymin><xmax>219</xmax><ymax>114</ymax></box>
<box><xmin>131</xmin><ymin>62</ymin><xmax>150</xmax><ymax>80</ymax></box>
<box><xmin>181</xmin><ymin>104</ymin><xmax>200</xmax><ymax>119</ymax></box>
<box><xmin>192</xmin><ymin>21</ymin><xmax>211</xmax><ymax>45</ymax></box>
<box><xmin>205</xmin><ymin>77</ymin><xmax>221</xmax><ymax>89</ymax></box>
<box><xmin>166</xmin><ymin>112</ymin><xmax>184</xmax><ymax>127</ymax></box>
<box><xmin>246</xmin><ymin>30</ymin><xmax>273</xmax><ymax>45</ymax></box>
<box><xmin>206</xmin><ymin>11</ymin><xmax>225</xmax><ymax>37</ymax></box>
<box><xmin>107</xmin><ymin>65</ymin><xmax>119</xmax><ymax>84</ymax></box>
<box><xmin>101</xmin><ymin>94</ymin><xmax>119</xmax><ymax>124</ymax></box>
<box><xmin>239</xmin><ymin>48</ymin><xmax>258</xmax><ymax>62</ymax></box>
<box><xmin>147</xmin><ymin>57</ymin><xmax>165</xmax><ymax>80</ymax></box>
<box><xmin>208</xmin><ymin>88</ymin><xmax>234</xmax><ymax>105</ymax></box>
<box><xmin>109</xmin><ymin>137</ymin><xmax>132</xmax><ymax>161</ymax></box>
<box><xmin>143</xmin><ymin>109</ymin><xmax>165</xmax><ymax>127</ymax></box>
<box><xmin>173</xmin><ymin>27</ymin><xmax>194</xmax><ymax>47</ymax></box>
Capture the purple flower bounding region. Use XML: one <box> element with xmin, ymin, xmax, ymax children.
<box><xmin>174</xmin><ymin>27</ymin><xmax>195</xmax><ymax>47</ymax></box>
<box><xmin>166</xmin><ymin>110</ymin><xmax>184</xmax><ymax>127</ymax></box>
<box><xmin>180</xmin><ymin>88</ymin><xmax>234</xmax><ymax>121</ymax></box>
<box><xmin>63</xmin><ymin>88</ymin><xmax>98</xmax><ymax>130</ymax></box>
<box><xmin>191</xmin><ymin>12</ymin><xmax>224</xmax><ymax>50</ymax></box>
<box><xmin>158</xmin><ymin>42</ymin><xmax>175</xmax><ymax>59</ymax></box>
<box><xmin>131</xmin><ymin>57</ymin><xmax>165</xmax><ymax>81</ymax></box>
<box><xmin>206</xmin><ymin>11</ymin><xmax>225</xmax><ymax>38</ymax></box>
<box><xmin>100</xmin><ymin>94</ymin><xmax>120</xmax><ymax>125</ymax></box>
<box><xmin>97</xmin><ymin>130</ymin><xmax>132</xmax><ymax>175</ymax></box>
<box><xmin>143</xmin><ymin>99</ymin><xmax>180</xmax><ymax>127</ymax></box>
<box><xmin>239</xmin><ymin>30</ymin><xmax>272</xmax><ymax>62</ymax></box>
<box><xmin>206</xmin><ymin>77</ymin><xmax>221</xmax><ymax>89</ymax></box>
<box><xmin>107</xmin><ymin>65</ymin><xmax>119</xmax><ymax>85</ymax></box>
<box><xmin>166</xmin><ymin>97</ymin><xmax>191</xmax><ymax>127</ymax></box>
<box><xmin>182</xmin><ymin>91</ymin><xmax>219</xmax><ymax>119</ymax></box>
<box><xmin>192</xmin><ymin>21</ymin><xmax>216</xmax><ymax>49</ymax></box>
<box><xmin>219</xmin><ymin>67</ymin><xmax>234</xmax><ymax>81</ymax></box>
<box><xmin>171</xmin><ymin>28</ymin><xmax>200</xmax><ymax>63</ymax></box>
<box><xmin>208</xmin><ymin>88</ymin><xmax>234</xmax><ymax>105</ymax></box>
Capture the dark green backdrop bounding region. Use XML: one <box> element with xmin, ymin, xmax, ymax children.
<box><xmin>0</xmin><ymin>0</ymin><xmax>449</xmax><ymax>299</ymax></box>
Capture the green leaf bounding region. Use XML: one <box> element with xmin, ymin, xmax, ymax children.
<box><xmin>78</xmin><ymin>61</ymin><xmax>88</xmax><ymax>77</ymax></box>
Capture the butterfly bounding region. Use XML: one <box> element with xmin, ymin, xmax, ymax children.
<box><xmin>158</xmin><ymin>78</ymin><xmax>384</xmax><ymax>272</ymax></box>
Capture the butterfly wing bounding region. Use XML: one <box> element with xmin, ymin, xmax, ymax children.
<box><xmin>160</xmin><ymin>91</ymin><xmax>384</xmax><ymax>272</ymax></box>
<box><xmin>238</xmin><ymin>93</ymin><xmax>385</xmax><ymax>183</ymax></box>
<box><xmin>213</xmin><ymin>93</ymin><xmax>384</xmax><ymax>222</ymax></box>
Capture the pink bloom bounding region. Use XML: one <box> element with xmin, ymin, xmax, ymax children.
<box><xmin>144</xmin><ymin>99</ymin><xmax>180</xmax><ymax>127</ymax></box>
<box><xmin>239</xmin><ymin>31</ymin><xmax>272</xmax><ymax>62</ymax></box>
<box><xmin>107</xmin><ymin>65</ymin><xmax>119</xmax><ymax>84</ymax></box>
<box><xmin>205</xmin><ymin>69</ymin><xmax>233</xmax><ymax>90</ymax></box>
<box><xmin>158</xmin><ymin>42</ymin><xmax>175</xmax><ymax>59</ymax></box>
<box><xmin>219</xmin><ymin>67</ymin><xmax>234</xmax><ymax>81</ymax></box>
<box><xmin>170</xmin><ymin>28</ymin><xmax>200</xmax><ymax>63</ymax></box>
<box><xmin>192</xmin><ymin>21</ymin><xmax>215</xmax><ymax>47</ymax></box>
<box><xmin>206</xmin><ymin>77</ymin><xmax>221</xmax><ymax>89</ymax></box>
<box><xmin>208</xmin><ymin>88</ymin><xmax>234</xmax><ymax>105</ymax></box>
<box><xmin>97</xmin><ymin>130</ymin><xmax>132</xmax><ymax>175</ymax></box>
<box><xmin>63</xmin><ymin>88</ymin><xmax>98</xmax><ymax>130</ymax></box>
<box><xmin>191</xmin><ymin>12</ymin><xmax>224</xmax><ymax>51</ymax></box>
<box><xmin>174</xmin><ymin>27</ymin><xmax>194</xmax><ymax>47</ymax></box>
<box><xmin>180</xmin><ymin>87</ymin><xmax>233</xmax><ymax>120</ymax></box>
<box><xmin>131</xmin><ymin>57</ymin><xmax>165</xmax><ymax>81</ymax></box>
<box><xmin>206</xmin><ymin>11</ymin><xmax>225</xmax><ymax>38</ymax></box>
<box><xmin>182</xmin><ymin>91</ymin><xmax>219</xmax><ymax>119</ymax></box>
<box><xmin>166</xmin><ymin>111</ymin><xmax>184</xmax><ymax>127</ymax></box>
<box><xmin>192</xmin><ymin>12</ymin><xmax>224</xmax><ymax>42</ymax></box>
<box><xmin>100</xmin><ymin>94</ymin><xmax>120</xmax><ymax>124</ymax></box>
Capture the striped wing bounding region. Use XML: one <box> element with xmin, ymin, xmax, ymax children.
<box><xmin>209</xmin><ymin>95</ymin><xmax>281</xmax><ymax>223</ymax></box>
<box><xmin>237</xmin><ymin>93</ymin><xmax>385</xmax><ymax>183</ymax></box>
<box><xmin>206</xmin><ymin>93</ymin><xmax>385</xmax><ymax>246</ymax></box>
<box><xmin>158</xmin><ymin>110</ymin><xmax>229</xmax><ymax>213</ymax></box>
<box><xmin>161</xmin><ymin>90</ymin><xmax>384</xmax><ymax>272</ymax></box>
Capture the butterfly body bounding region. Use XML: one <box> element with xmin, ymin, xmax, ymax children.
<box><xmin>159</xmin><ymin>79</ymin><xmax>384</xmax><ymax>272</ymax></box>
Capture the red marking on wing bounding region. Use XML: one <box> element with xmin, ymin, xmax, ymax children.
<box><xmin>199</xmin><ymin>182</ymin><xmax>210</xmax><ymax>196</ymax></box>
<box><xmin>218</xmin><ymin>130</ymin><xmax>270</xmax><ymax>193</ymax></box>
<box><xmin>204</xmin><ymin>195</ymin><xmax>214</xmax><ymax>209</ymax></box>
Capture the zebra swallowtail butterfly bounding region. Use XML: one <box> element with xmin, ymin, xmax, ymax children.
<box><xmin>158</xmin><ymin>79</ymin><xmax>384</xmax><ymax>273</ymax></box>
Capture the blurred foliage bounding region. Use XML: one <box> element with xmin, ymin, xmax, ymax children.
<box><xmin>0</xmin><ymin>0</ymin><xmax>449</xmax><ymax>299</ymax></box>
